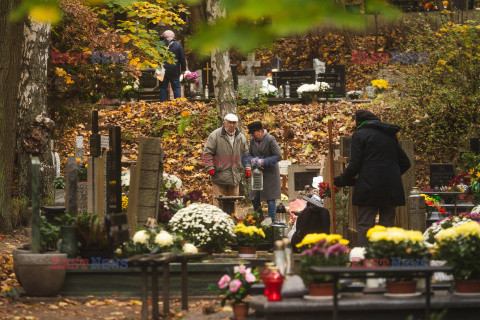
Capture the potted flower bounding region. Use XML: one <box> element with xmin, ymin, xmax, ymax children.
<box><xmin>234</xmin><ymin>222</ymin><xmax>265</xmax><ymax>257</ymax></box>
<box><xmin>297</xmin><ymin>82</ymin><xmax>331</xmax><ymax>103</ymax></box>
<box><xmin>117</xmin><ymin>228</ymin><xmax>197</xmax><ymax>257</ymax></box>
<box><xmin>366</xmin><ymin>226</ymin><xmax>429</xmax><ymax>294</ymax></box>
<box><xmin>423</xmin><ymin>213</ymin><xmax>480</xmax><ymax>248</ymax></box>
<box><xmin>180</xmin><ymin>71</ymin><xmax>199</xmax><ymax>97</ymax></box>
<box><xmin>169</xmin><ymin>203</ymin><xmax>236</xmax><ymax>253</ymax></box>
<box><xmin>213</xmin><ymin>264</ymin><xmax>259</xmax><ymax>320</ymax></box>
<box><xmin>434</xmin><ymin>221</ymin><xmax>480</xmax><ymax>293</ymax></box>
<box><xmin>260</xmin><ymin>75</ymin><xmax>278</xmax><ymax>97</ymax></box>
<box><xmin>296</xmin><ymin>233</ymin><xmax>349</xmax><ymax>296</ymax></box>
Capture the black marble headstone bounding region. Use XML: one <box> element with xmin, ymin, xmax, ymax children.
<box><xmin>272</xmin><ymin>70</ymin><xmax>316</xmax><ymax>98</ymax></box>
<box><xmin>318</xmin><ymin>65</ymin><xmax>346</xmax><ymax>98</ymax></box>
<box><xmin>107</xmin><ymin>127</ymin><xmax>122</xmax><ymax>214</ymax></box>
<box><xmin>294</xmin><ymin>171</ymin><xmax>318</xmax><ymax>191</ymax></box>
<box><xmin>430</xmin><ymin>163</ymin><xmax>456</xmax><ymax>189</ymax></box>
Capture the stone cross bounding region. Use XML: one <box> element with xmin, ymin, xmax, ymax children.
<box><xmin>313</xmin><ymin>58</ymin><xmax>326</xmax><ymax>75</ymax></box>
<box><xmin>242</xmin><ymin>53</ymin><xmax>261</xmax><ymax>83</ymax></box>
<box><xmin>31</xmin><ymin>157</ymin><xmax>41</xmax><ymax>253</ymax></box>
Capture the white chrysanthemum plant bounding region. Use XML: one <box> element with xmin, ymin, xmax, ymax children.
<box><xmin>169</xmin><ymin>203</ymin><xmax>236</xmax><ymax>253</ymax></box>
<box><xmin>297</xmin><ymin>82</ymin><xmax>331</xmax><ymax>94</ymax></box>
<box><xmin>121</xmin><ymin>170</ymin><xmax>130</xmax><ymax>188</ymax></box>
<box><xmin>118</xmin><ymin>227</ymin><xmax>198</xmax><ymax>257</ymax></box>
<box><xmin>260</xmin><ymin>76</ymin><xmax>278</xmax><ymax>97</ymax></box>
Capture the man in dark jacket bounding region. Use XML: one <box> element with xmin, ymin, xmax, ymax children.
<box><xmin>334</xmin><ymin>110</ymin><xmax>411</xmax><ymax>246</ymax></box>
<box><xmin>159</xmin><ymin>30</ymin><xmax>186</xmax><ymax>102</ymax></box>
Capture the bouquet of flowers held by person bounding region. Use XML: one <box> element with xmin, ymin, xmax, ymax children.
<box><xmin>180</xmin><ymin>71</ymin><xmax>199</xmax><ymax>85</ymax></box>
<box><xmin>212</xmin><ymin>264</ymin><xmax>259</xmax><ymax>307</ymax></box>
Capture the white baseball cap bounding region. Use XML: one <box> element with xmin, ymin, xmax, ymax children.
<box><xmin>224</xmin><ymin>113</ymin><xmax>238</xmax><ymax>122</ymax></box>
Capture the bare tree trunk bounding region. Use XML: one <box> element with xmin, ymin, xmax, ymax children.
<box><xmin>17</xmin><ymin>18</ymin><xmax>54</xmax><ymax>219</ymax></box>
<box><xmin>206</xmin><ymin>0</ymin><xmax>238</xmax><ymax>122</ymax></box>
<box><xmin>0</xmin><ymin>0</ymin><xmax>24</xmax><ymax>233</ymax></box>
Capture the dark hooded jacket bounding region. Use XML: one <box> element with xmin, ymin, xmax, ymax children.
<box><xmin>335</xmin><ymin>111</ymin><xmax>411</xmax><ymax>207</ymax></box>
<box><xmin>161</xmin><ymin>38</ymin><xmax>186</xmax><ymax>78</ymax></box>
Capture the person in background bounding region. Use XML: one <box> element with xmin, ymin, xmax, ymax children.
<box><xmin>202</xmin><ymin>114</ymin><xmax>250</xmax><ymax>208</ymax></box>
<box><xmin>159</xmin><ymin>30</ymin><xmax>186</xmax><ymax>102</ymax></box>
<box><xmin>245</xmin><ymin>121</ymin><xmax>282</xmax><ymax>220</ymax></box>
<box><xmin>334</xmin><ymin>109</ymin><xmax>411</xmax><ymax>247</ymax></box>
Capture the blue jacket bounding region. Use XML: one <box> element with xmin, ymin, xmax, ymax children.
<box><xmin>162</xmin><ymin>38</ymin><xmax>186</xmax><ymax>78</ymax></box>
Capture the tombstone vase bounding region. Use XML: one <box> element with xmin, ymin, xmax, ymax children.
<box><xmin>238</xmin><ymin>246</ymin><xmax>257</xmax><ymax>258</ymax></box>
<box><xmin>232</xmin><ymin>302</ymin><xmax>249</xmax><ymax>320</ymax></box>
<box><xmin>455</xmin><ymin>279</ymin><xmax>480</xmax><ymax>293</ymax></box>
<box><xmin>308</xmin><ymin>282</ymin><xmax>334</xmax><ymax>296</ymax></box>
<box><xmin>386</xmin><ymin>280</ymin><xmax>417</xmax><ymax>294</ymax></box>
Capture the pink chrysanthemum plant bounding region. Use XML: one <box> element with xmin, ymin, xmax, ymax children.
<box><xmin>211</xmin><ymin>263</ymin><xmax>259</xmax><ymax>306</ymax></box>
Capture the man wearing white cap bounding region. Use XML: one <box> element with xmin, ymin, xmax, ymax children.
<box><xmin>203</xmin><ymin>114</ymin><xmax>250</xmax><ymax>208</ymax></box>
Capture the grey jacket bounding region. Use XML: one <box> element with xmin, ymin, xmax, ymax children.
<box><xmin>247</xmin><ymin>133</ymin><xmax>282</xmax><ymax>201</ymax></box>
<box><xmin>202</xmin><ymin>127</ymin><xmax>250</xmax><ymax>186</ymax></box>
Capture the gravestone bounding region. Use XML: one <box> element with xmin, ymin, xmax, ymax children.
<box><xmin>137</xmin><ymin>69</ymin><xmax>159</xmax><ymax>102</ymax></box>
<box><xmin>271</xmin><ymin>57</ymin><xmax>284</xmax><ymax>71</ymax></box>
<box><xmin>430</xmin><ymin>164</ymin><xmax>456</xmax><ymax>189</ymax></box>
<box><xmin>317</xmin><ymin>65</ymin><xmax>346</xmax><ymax>98</ymax></box>
<box><xmin>65</xmin><ymin>156</ymin><xmax>78</xmax><ymax>214</ymax></box>
<box><xmin>128</xmin><ymin>137</ymin><xmax>163</xmax><ymax>226</ymax></box>
<box><xmin>287</xmin><ymin>164</ymin><xmax>324</xmax><ymax>200</ymax></box>
<box><xmin>201</xmin><ymin>62</ymin><xmax>214</xmax><ymax>97</ymax></box>
<box><xmin>75</xmin><ymin>136</ymin><xmax>84</xmax><ymax>160</ymax></box>
<box><xmin>241</xmin><ymin>53</ymin><xmax>261</xmax><ymax>85</ymax></box>
<box><xmin>106</xmin><ymin>127</ymin><xmax>122</xmax><ymax>214</ymax></box>
<box><xmin>272</xmin><ymin>70</ymin><xmax>316</xmax><ymax>98</ymax></box>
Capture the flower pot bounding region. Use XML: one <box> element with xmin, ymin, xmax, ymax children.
<box><xmin>238</xmin><ymin>246</ymin><xmax>257</xmax><ymax>258</ymax></box>
<box><xmin>308</xmin><ymin>283</ymin><xmax>334</xmax><ymax>296</ymax></box>
<box><xmin>232</xmin><ymin>302</ymin><xmax>249</xmax><ymax>320</ymax></box>
<box><xmin>13</xmin><ymin>249</ymin><xmax>67</xmax><ymax>296</ymax></box>
<box><xmin>456</xmin><ymin>279</ymin><xmax>480</xmax><ymax>293</ymax></box>
<box><xmin>386</xmin><ymin>280</ymin><xmax>417</xmax><ymax>294</ymax></box>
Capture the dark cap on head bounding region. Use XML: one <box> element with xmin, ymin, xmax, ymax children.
<box><xmin>355</xmin><ymin>110</ymin><xmax>380</xmax><ymax>126</ymax></box>
<box><xmin>248</xmin><ymin>121</ymin><xmax>263</xmax><ymax>134</ymax></box>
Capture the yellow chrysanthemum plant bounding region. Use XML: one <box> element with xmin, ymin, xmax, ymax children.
<box><xmin>234</xmin><ymin>222</ymin><xmax>266</xmax><ymax>248</ymax></box>
<box><xmin>371</xmin><ymin>79</ymin><xmax>391</xmax><ymax>92</ymax></box>
<box><xmin>365</xmin><ymin>226</ymin><xmax>430</xmax><ymax>271</ymax></box>
<box><xmin>297</xmin><ymin>233</ymin><xmax>350</xmax><ymax>285</ymax></box>
<box><xmin>434</xmin><ymin>221</ymin><xmax>480</xmax><ymax>280</ymax></box>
